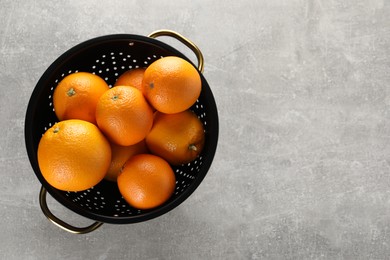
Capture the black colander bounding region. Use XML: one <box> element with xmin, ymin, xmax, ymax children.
<box><xmin>24</xmin><ymin>30</ymin><xmax>219</xmax><ymax>234</ymax></box>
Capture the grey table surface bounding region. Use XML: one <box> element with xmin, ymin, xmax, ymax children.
<box><xmin>1</xmin><ymin>0</ymin><xmax>390</xmax><ymax>259</ymax></box>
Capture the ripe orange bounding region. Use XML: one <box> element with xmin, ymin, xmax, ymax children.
<box><xmin>117</xmin><ymin>154</ymin><xmax>176</xmax><ymax>210</ymax></box>
<box><xmin>114</xmin><ymin>68</ymin><xmax>146</xmax><ymax>94</ymax></box>
<box><xmin>95</xmin><ymin>86</ymin><xmax>154</xmax><ymax>146</ymax></box>
<box><xmin>53</xmin><ymin>72</ymin><xmax>109</xmax><ymax>124</ymax></box>
<box><xmin>105</xmin><ymin>140</ymin><xmax>148</xmax><ymax>182</ymax></box>
<box><xmin>143</xmin><ymin>56</ymin><xmax>201</xmax><ymax>114</ymax></box>
<box><xmin>146</xmin><ymin>110</ymin><xmax>205</xmax><ymax>165</ymax></box>
<box><xmin>37</xmin><ymin>119</ymin><xmax>111</xmax><ymax>192</ymax></box>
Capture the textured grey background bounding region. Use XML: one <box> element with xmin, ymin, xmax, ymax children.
<box><xmin>1</xmin><ymin>0</ymin><xmax>390</xmax><ymax>259</ymax></box>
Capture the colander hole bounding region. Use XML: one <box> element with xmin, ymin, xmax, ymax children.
<box><xmin>119</xmin><ymin>52</ymin><xmax>123</xmax><ymax>55</ymax></box>
<box><xmin>111</xmin><ymin>56</ymin><xmax>115</xmax><ymax>59</ymax></box>
<box><xmin>96</xmin><ymin>60</ymin><xmax>99</xmax><ymax>63</ymax></box>
<box><xmin>102</xmin><ymin>55</ymin><xmax>106</xmax><ymax>58</ymax></box>
<box><xmin>128</xmin><ymin>65</ymin><xmax>132</xmax><ymax>69</ymax></box>
<box><xmin>114</xmin><ymin>67</ymin><xmax>117</xmax><ymax>70</ymax></box>
<box><xmin>113</xmin><ymin>61</ymin><xmax>116</xmax><ymax>65</ymax></box>
<box><xmin>106</xmin><ymin>68</ymin><xmax>110</xmax><ymax>72</ymax></box>
<box><xmin>110</xmin><ymin>52</ymin><xmax>114</xmax><ymax>55</ymax></box>
<box><xmin>147</xmin><ymin>57</ymin><xmax>151</xmax><ymax>60</ymax></box>
<box><xmin>123</xmin><ymin>58</ymin><xmax>127</xmax><ymax>61</ymax></box>
<box><xmin>121</xmin><ymin>66</ymin><xmax>125</xmax><ymax>69</ymax></box>
<box><xmin>127</xmin><ymin>55</ymin><xmax>131</xmax><ymax>58</ymax></box>
<box><xmin>101</xmin><ymin>62</ymin><xmax>105</xmax><ymax>65</ymax></box>
<box><xmin>144</xmin><ymin>61</ymin><xmax>148</xmax><ymax>65</ymax></box>
<box><xmin>48</xmin><ymin>95</ymin><xmax>51</xmax><ymax>99</ymax></box>
<box><xmin>133</xmin><ymin>59</ymin><xmax>137</xmax><ymax>63</ymax></box>
<box><xmin>115</xmin><ymin>73</ymin><xmax>118</xmax><ymax>77</ymax></box>
<box><xmin>105</xmin><ymin>77</ymin><xmax>108</xmax><ymax>81</ymax></box>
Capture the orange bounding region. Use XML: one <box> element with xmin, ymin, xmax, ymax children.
<box><xmin>53</xmin><ymin>72</ymin><xmax>109</xmax><ymax>124</ymax></box>
<box><xmin>37</xmin><ymin>119</ymin><xmax>111</xmax><ymax>192</ymax></box>
<box><xmin>105</xmin><ymin>140</ymin><xmax>148</xmax><ymax>182</ymax></box>
<box><xmin>143</xmin><ymin>56</ymin><xmax>201</xmax><ymax>114</ymax></box>
<box><xmin>114</xmin><ymin>68</ymin><xmax>146</xmax><ymax>94</ymax></box>
<box><xmin>95</xmin><ymin>86</ymin><xmax>154</xmax><ymax>146</ymax></box>
<box><xmin>146</xmin><ymin>110</ymin><xmax>205</xmax><ymax>165</ymax></box>
<box><xmin>117</xmin><ymin>154</ymin><xmax>176</xmax><ymax>210</ymax></box>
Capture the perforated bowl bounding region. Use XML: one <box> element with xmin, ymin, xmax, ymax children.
<box><xmin>25</xmin><ymin>30</ymin><xmax>219</xmax><ymax>234</ymax></box>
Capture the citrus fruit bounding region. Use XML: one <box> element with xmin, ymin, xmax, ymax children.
<box><xmin>96</xmin><ymin>86</ymin><xmax>154</xmax><ymax>146</ymax></box>
<box><xmin>37</xmin><ymin>119</ymin><xmax>111</xmax><ymax>192</ymax></box>
<box><xmin>143</xmin><ymin>56</ymin><xmax>201</xmax><ymax>114</ymax></box>
<box><xmin>114</xmin><ymin>68</ymin><xmax>146</xmax><ymax>94</ymax></box>
<box><xmin>105</xmin><ymin>140</ymin><xmax>148</xmax><ymax>182</ymax></box>
<box><xmin>117</xmin><ymin>154</ymin><xmax>176</xmax><ymax>210</ymax></box>
<box><xmin>53</xmin><ymin>72</ymin><xmax>109</xmax><ymax>124</ymax></box>
<box><xmin>146</xmin><ymin>110</ymin><xmax>205</xmax><ymax>165</ymax></box>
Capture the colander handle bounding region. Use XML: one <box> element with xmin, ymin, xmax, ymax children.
<box><xmin>148</xmin><ymin>29</ymin><xmax>204</xmax><ymax>73</ymax></box>
<box><xmin>39</xmin><ymin>186</ymin><xmax>103</xmax><ymax>234</ymax></box>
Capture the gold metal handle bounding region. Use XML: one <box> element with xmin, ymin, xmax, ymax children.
<box><xmin>39</xmin><ymin>186</ymin><xmax>103</xmax><ymax>234</ymax></box>
<box><xmin>148</xmin><ymin>29</ymin><xmax>204</xmax><ymax>73</ymax></box>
